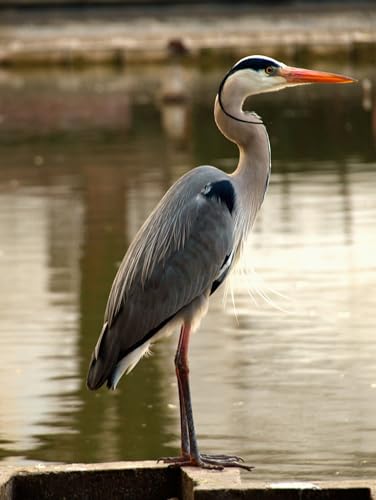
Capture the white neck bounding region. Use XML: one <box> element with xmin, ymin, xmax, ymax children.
<box><xmin>214</xmin><ymin>75</ymin><xmax>271</xmax><ymax>249</ymax></box>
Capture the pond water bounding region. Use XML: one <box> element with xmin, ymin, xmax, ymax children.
<box><xmin>0</xmin><ymin>58</ymin><xmax>375</xmax><ymax>480</ymax></box>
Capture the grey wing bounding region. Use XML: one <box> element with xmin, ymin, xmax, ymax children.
<box><xmin>87</xmin><ymin>169</ymin><xmax>235</xmax><ymax>390</ymax></box>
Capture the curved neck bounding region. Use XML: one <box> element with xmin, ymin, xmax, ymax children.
<box><xmin>214</xmin><ymin>93</ymin><xmax>266</xmax><ymax>150</ymax></box>
<box><xmin>214</xmin><ymin>72</ymin><xmax>267</xmax><ymax>148</ymax></box>
<box><xmin>214</xmin><ymin>76</ymin><xmax>272</xmax><ymax>243</ymax></box>
<box><xmin>215</xmin><ymin>80</ymin><xmax>271</xmax><ymax>193</ymax></box>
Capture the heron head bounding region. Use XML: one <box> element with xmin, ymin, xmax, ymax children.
<box><xmin>221</xmin><ymin>55</ymin><xmax>355</xmax><ymax>98</ymax></box>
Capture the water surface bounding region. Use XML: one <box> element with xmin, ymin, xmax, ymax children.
<box><xmin>0</xmin><ymin>60</ymin><xmax>375</xmax><ymax>480</ymax></box>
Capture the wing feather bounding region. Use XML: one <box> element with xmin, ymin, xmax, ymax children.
<box><xmin>87</xmin><ymin>166</ymin><xmax>235</xmax><ymax>390</ymax></box>
<box><xmin>114</xmin><ymin>192</ymin><xmax>233</xmax><ymax>350</ymax></box>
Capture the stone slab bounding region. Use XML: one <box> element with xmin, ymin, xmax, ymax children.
<box><xmin>1</xmin><ymin>461</ymin><xmax>375</xmax><ymax>499</ymax></box>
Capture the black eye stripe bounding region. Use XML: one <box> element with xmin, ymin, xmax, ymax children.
<box><xmin>230</xmin><ymin>57</ymin><xmax>280</xmax><ymax>74</ymax></box>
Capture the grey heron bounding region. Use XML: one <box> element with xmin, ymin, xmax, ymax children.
<box><xmin>87</xmin><ymin>55</ymin><xmax>354</xmax><ymax>470</ymax></box>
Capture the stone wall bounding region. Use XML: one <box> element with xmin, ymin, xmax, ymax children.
<box><xmin>1</xmin><ymin>462</ymin><xmax>376</xmax><ymax>499</ymax></box>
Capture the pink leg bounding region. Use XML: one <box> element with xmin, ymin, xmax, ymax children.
<box><xmin>160</xmin><ymin>323</ymin><xmax>253</xmax><ymax>471</ymax></box>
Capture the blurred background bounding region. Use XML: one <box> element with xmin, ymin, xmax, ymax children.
<box><xmin>0</xmin><ymin>0</ymin><xmax>375</xmax><ymax>481</ymax></box>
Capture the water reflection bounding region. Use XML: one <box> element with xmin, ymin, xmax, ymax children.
<box><xmin>0</xmin><ymin>186</ymin><xmax>82</xmax><ymax>461</ymax></box>
<box><xmin>0</xmin><ymin>60</ymin><xmax>375</xmax><ymax>479</ymax></box>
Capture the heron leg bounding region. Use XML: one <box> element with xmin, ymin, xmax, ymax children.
<box><xmin>159</xmin><ymin>323</ymin><xmax>192</xmax><ymax>464</ymax></box>
<box><xmin>174</xmin><ymin>322</ymin><xmax>200</xmax><ymax>460</ymax></box>
<box><xmin>160</xmin><ymin>323</ymin><xmax>253</xmax><ymax>471</ymax></box>
<box><xmin>176</xmin><ymin>331</ymin><xmax>190</xmax><ymax>457</ymax></box>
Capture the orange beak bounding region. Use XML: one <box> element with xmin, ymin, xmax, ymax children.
<box><xmin>278</xmin><ymin>65</ymin><xmax>356</xmax><ymax>84</ymax></box>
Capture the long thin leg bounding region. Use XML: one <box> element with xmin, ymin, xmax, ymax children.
<box><xmin>176</xmin><ymin>326</ymin><xmax>190</xmax><ymax>456</ymax></box>
<box><xmin>161</xmin><ymin>322</ymin><xmax>207</xmax><ymax>466</ymax></box>
<box><xmin>158</xmin><ymin>325</ymin><xmax>190</xmax><ymax>463</ymax></box>
<box><xmin>160</xmin><ymin>322</ymin><xmax>253</xmax><ymax>471</ymax></box>
<box><xmin>174</xmin><ymin>322</ymin><xmax>200</xmax><ymax>461</ymax></box>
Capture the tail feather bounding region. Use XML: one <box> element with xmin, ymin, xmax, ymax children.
<box><xmin>86</xmin><ymin>322</ymin><xmax>120</xmax><ymax>391</ymax></box>
<box><xmin>87</xmin><ymin>353</ymin><xmax>108</xmax><ymax>391</ymax></box>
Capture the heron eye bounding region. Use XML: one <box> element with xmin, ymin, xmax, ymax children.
<box><xmin>265</xmin><ymin>66</ymin><xmax>275</xmax><ymax>75</ymax></box>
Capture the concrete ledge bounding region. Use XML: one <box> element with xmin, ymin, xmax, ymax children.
<box><xmin>0</xmin><ymin>462</ymin><xmax>180</xmax><ymax>500</ymax></box>
<box><xmin>0</xmin><ymin>461</ymin><xmax>375</xmax><ymax>499</ymax></box>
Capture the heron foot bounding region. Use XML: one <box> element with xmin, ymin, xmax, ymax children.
<box><xmin>158</xmin><ymin>453</ymin><xmax>253</xmax><ymax>471</ymax></box>
<box><xmin>199</xmin><ymin>453</ymin><xmax>254</xmax><ymax>471</ymax></box>
<box><xmin>159</xmin><ymin>455</ymin><xmax>224</xmax><ymax>470</ymax></box>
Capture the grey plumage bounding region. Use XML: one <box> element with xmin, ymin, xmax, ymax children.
<box><xmin>86</xmin><ymin>57</ymin><xmax>281</xmax><ymax>393</ymax></box>
<box><xmin>86</xmin><ymin>55</ymin><xmax>354</xmax><ymax>470</ymax></box>
<box><xmin>87</xmin><ymin>166</ymin><xmax>236</xmax><ymax>390</ymax></box>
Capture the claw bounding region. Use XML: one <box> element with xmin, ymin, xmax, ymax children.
<box><xmin>201</xmin><ymin>453</ymin><xmax>245</xmax><ymax>463</ymax></box>
<box><xmin>159</xmin><ymin>455</ymin><xmax>222</xmax><ymax>470</ymax></box>
<box><xmin>200</xmin><ymin>455</ymin><xmax>254</xmax><ymax>472</ymax></box>
<box><xmin>158</xmin><ymin>453</ymin><xmax>253</xmax><ymax>472</ymax></box>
